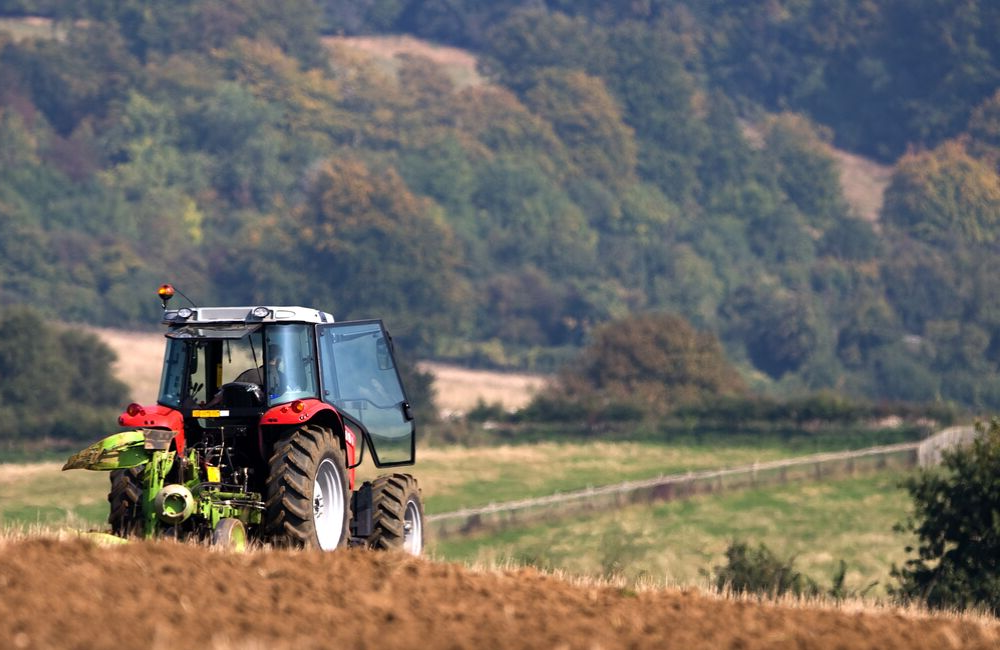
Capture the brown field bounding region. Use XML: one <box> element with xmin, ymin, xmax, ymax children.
<box><xmin>89</xmin><ymin>328</ymin><xmax>547</xmax><ymax>415</ymax></box>
<box><xmin>832</xmin><ymin>148</ymin><xmax>893</xmax><ymax>223</ymax></box>
<box><xmin>0</xmin><ymin>536</ymin><xmax>996</xmax><ymax>650</ymax></box>
<box><xmin>324</xmin><ymin>34</ymin><xmax>485</xmax><ymax>88</ymax></box>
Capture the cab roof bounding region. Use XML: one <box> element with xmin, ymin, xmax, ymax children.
<box><xmin>162</xmin><ymin>306</ymin><xmax>335</xmax><ymax>326</ymax></box>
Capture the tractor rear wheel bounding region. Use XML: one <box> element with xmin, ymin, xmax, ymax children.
<box><xmin>108</xmin><ymin>466</ymin><xmax>144</xmax><ymax>537</ymax></box>
<box><xmin>368</xmin><ymin>473</ymin><xmax>424</xmax><ymax>555</ymax></box>
<box><xmin>265</xmin><ymin>424</ymin><xmax>348</xmax><ymax>550</ymax></box>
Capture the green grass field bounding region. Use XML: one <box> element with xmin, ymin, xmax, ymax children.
<box><xmin>1</xmin><ymin>441</ymin><xmax>799</xmax><ymax>530</ymax></box>
<box><xmin>0</xmin><ymin>463</ymin><xmax>110</xmax><ymax>531</ymax></box>
<box><xmin>359</xmin><ymin>440</ymin><xmax>800</xmax><ymax>513</ymax></box>
<box><xmin>431</xmin><ymin>470</ymin><xmax>916</xmax><ymax>597</ymax></box>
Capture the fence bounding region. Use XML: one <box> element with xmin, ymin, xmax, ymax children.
<box><xmin>917</xmin><ymin>425</ymin><xmax>976</xmax><ymax>467</ymax></box>
<box><xmin>427</xmin><ymin>442</ymin><xmax>922</xmax><ymax>539</ymax></box>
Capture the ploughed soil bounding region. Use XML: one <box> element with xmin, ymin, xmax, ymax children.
<box><xmin>0</xmin><ymin>538</ymin><xmax>996</xmax><ymax>650</ymax></box>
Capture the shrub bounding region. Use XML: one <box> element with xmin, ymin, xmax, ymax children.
<box><xmin>890</xmin><ymin>419</ymin><xmax>1000</xmax><ymax>613</ymax></box>
<box><xmin>712</xmin><ymin>541</ymin><xmax>820</xmax><ymax>598</ymax></box>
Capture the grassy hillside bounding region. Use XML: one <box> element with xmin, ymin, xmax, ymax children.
<box><xmin>3</xmin><ymin>4</ymin><xmax>1000</xmax><ymax>411</ymax></box>
<box><xmin>433</xmin><ymin>471</ymin><xmax>916</xmax><ymax>596</ymax></box>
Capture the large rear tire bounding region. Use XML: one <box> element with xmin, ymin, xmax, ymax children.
<box><xmin>108</xmin><ymin>466</ymin><xmax>144</xmax><ymax>537</ymax></box>
<box><xmin>265</xmin><ymin>424</ymin><xmax>348</xmax><ymax>550</ymax></box>
<box><xmin>368</xmin><ymin>473</ymin><xmax>424</xmax><ymax>555</ymax></box>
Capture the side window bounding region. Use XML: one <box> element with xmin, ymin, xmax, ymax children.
<box><xmin>317</xmin><ymin>321</ymin><xmax>414</xmax><ymax>466</ymax></box>
<box><xmin>158</xmin><ymin>338</ymin><xmax>186</xmax><ymax>408</ymax></box>
<box><xmin>188</xmin><ymin>343</ymin><xmax>209</xmax><ymax>406</ymax></box>
<box><xmin>158</xmin><ymin>340</ymin><xmax>208</xmax><ymax>407</ymax></box>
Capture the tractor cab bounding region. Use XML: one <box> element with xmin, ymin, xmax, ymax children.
<box><xmin>152</xmin><ymin>304</ymin><xmax>415</xmax><ymax>469</ymax></box>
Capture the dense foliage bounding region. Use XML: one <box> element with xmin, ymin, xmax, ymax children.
<box><xmin>552</xmin><ymin>313</ymin><xmax>745</xmax><ymax>414</ymax></box>
<box><xmin>891</xmin><ymin>420</ymin><xmax>1000</xmax><ymax>613</ymax></box>
<box><xmin>0</xmin><ymin>307</ymin><xmax>129</xmax><ymax>443</ymax></box>
<box><xmin>1</xmin><ymin>1</ymin><xmax>1000</xmax><ymax>408</ymax></box>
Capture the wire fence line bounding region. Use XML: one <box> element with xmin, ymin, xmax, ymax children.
<box><xmin>427</xmin><ymin>432</ymin><xmax>976</xmax><ymax>540</ymax></box>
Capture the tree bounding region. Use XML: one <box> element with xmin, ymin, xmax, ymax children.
<box><xmin>882</xmin><ymin>140</ymin><xmax>1000</xmax><ymax>246</ymax></box>
<box><xmin>0</xmin><ymin>306</ymin><xmax>129</xmax><ymax>441</ymax></box>
<box><xmin>238</xmin><ymin>155</ymin><xmax>473</xmax><ymax>353</ymax></box>
<box><xmin>725</xmin><ymin>285</ymin><xmax>821</xmax><ymax>380</ymax></box>
<box><xmin>558</xmin><ymin>312</ymin><xmax>746</xmax><ymax>412</ymax></box>
<box><xmin>891</xmin><ymin>420</ymin><xmax>1000</xmax><ymax>613</ymax></box>
<box><xmin>761</xmin><ymin>113</ymin><xmax>849</xmax><ymax>229</ymax></box>
<box><xmin>523</xmin><ymin>68</ymin><xmax>637</xmax><ymax>188</ymax></box>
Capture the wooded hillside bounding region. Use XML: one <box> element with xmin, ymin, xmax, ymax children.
<box><xmin>2</xmin><ymin>0</ymin><xmax>1000</xmax><ymax>408</ymax></box>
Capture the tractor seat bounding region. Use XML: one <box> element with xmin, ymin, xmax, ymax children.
<box><xmin>216</xmin><ymin>382</ymin><xmax>265</xmax><ymax>408</ymax></box>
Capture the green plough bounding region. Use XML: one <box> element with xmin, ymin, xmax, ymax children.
<box><xmin>64</xmin><ymin>429</ymin><xmax>258</xmax><ymax>550</ymax></box>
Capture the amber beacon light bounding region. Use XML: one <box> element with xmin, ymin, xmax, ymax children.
<box><xmin>158</xmin><ymin>284</ymin><xmax>175</xmax><ymax>308</ymax></box>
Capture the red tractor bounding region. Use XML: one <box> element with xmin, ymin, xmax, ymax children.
<box><xmin>65</xmin><ymin>285</ymin><xmax>423</xmax><ymax>553</ymax></box>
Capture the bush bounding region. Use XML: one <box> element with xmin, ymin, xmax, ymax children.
<box><xmin>712</xmin><ymin>540</ymin><xmax>875</xmax><ymax>601</ymax></box>
<box><xmin>890</xmin><ymin>419</ymin><xmax>1000</xmax><ymax>613</ymax></box>
<box><xmin>712</xmin><ymin>541</ymin><xmax>820</xmax><ymax>598</ymax></box>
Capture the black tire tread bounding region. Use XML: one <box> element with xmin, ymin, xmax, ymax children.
<box><xmin>368</xmin><ymin>473</ymin><xmax>423</xmax><ymax>551</ymax></box>
<box><xmin>265</xmin><ymin>423</ymin><xmax>347</xmax><ymax>549</ymax></box>
<box><xmin>108</xmin><ymin>466</ymin><xmax>144</xmax><ymax>537</ymax></box>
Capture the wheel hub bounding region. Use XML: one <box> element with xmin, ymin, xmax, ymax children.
<box><xmin>313</xmin><ymin>458</ymin><xmax>345</xmax><ymax>550</ymax></box>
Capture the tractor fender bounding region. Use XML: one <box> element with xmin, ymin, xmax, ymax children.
<box><xmin>259</xmin><ymin>399</ymin><xmax>357</xmax><ymax>487</ymax></box>
<box><xmin>62</xmin><ymin>430</ymin><xmax>152</xmax><ymax>471</ymax></box>
<box><xmin>118</xmin><ymin>404</ymin><xmax>185</xmax><ymax>454</ymax></box>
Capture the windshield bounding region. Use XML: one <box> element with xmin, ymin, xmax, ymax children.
<box><xmin>158</xmin><ymin>324</ymin><xmax>318</xmax><ymax>409</ymax></box>
<box><xmin>263</xmin><ymin>324</ymin><xmax>318</xmax><ymax>405</ymax></box>
<box><xmin>158</xmin><ymin>331</ymin><xmax>265</xmax><ymax>408</ymax></box>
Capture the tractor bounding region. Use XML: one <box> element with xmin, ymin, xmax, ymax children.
<box><xmin>64</xmin><ymin>284</ymin><xmax>423</xmax><ymax>553</ymax></box>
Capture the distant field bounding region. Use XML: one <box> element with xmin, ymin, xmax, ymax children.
<box><xmin>1</xmin><ymin>441</ymin><xmax>798</xmax><ymax>530</ymax></box>
<box><xmin>324</xmin><ymin>34</ymin><xmax>485</xmax><ymax>88</ymax></box>
<box><xmin>433</xmin><ymin>470</ymin><xmax>916</xmax><ymax>596</ymax></box>
<box><xmin>0</xmin><ymin>16</ymin><xmax>64</xmax><ymax>42</ymax></box>
<box><xmin>366</xmin><ymin>441</ymin><xmax>796</xmax><ymax>513</ymax></box>
<box><xmin>0</xmin><ymin>462</ymin><xmax>109</xmax><ymax>530</ymax></box>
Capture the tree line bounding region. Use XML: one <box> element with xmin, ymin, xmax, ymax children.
<box><xmin>1</xmin><ymin>1</ymin><xmax>1000</xmax><ymax>409</ymax></box>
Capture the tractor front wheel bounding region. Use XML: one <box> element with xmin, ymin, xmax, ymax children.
<box><xmin>108</xmin><ymin>466</ymin><xmax>144</xmax><ymax>537</ymax></box>
<box><xmin>368</xmin><ymin>473</ymin><xmax>424</xmax><ymax>555</ymax></box>
<box><xmin>265</xmin><ymin>424</ymin><xmax>348</xmax><ymax>550</ymax></box>
<box><xmin>212</xmin><ymin>518</ymin><xmax>248</xmax><ymax>551</ymax></box>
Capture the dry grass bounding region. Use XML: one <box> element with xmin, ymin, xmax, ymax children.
<box><xmin>88</xmin><ymin>327</ymin><xmax>164</xmax><ymax>403</ymax></box>
<box><xmin>324</xmin><ymin>34</ymin><xmax>485</xmax><ymax>88</ymax></box>
<box><xmin>832</xmin><ymin>148</ymin><xmax>893</xmax><ymax>223</ymax></box>
<box><xmin>0</xmin><ymin>17</ymin><xmax>66</xmax><ymax>42</ymax></box>
<box><xmin>418</xmin><ymin>361</ymin><xmax>547</xmax><ymax>415</ymax></box>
